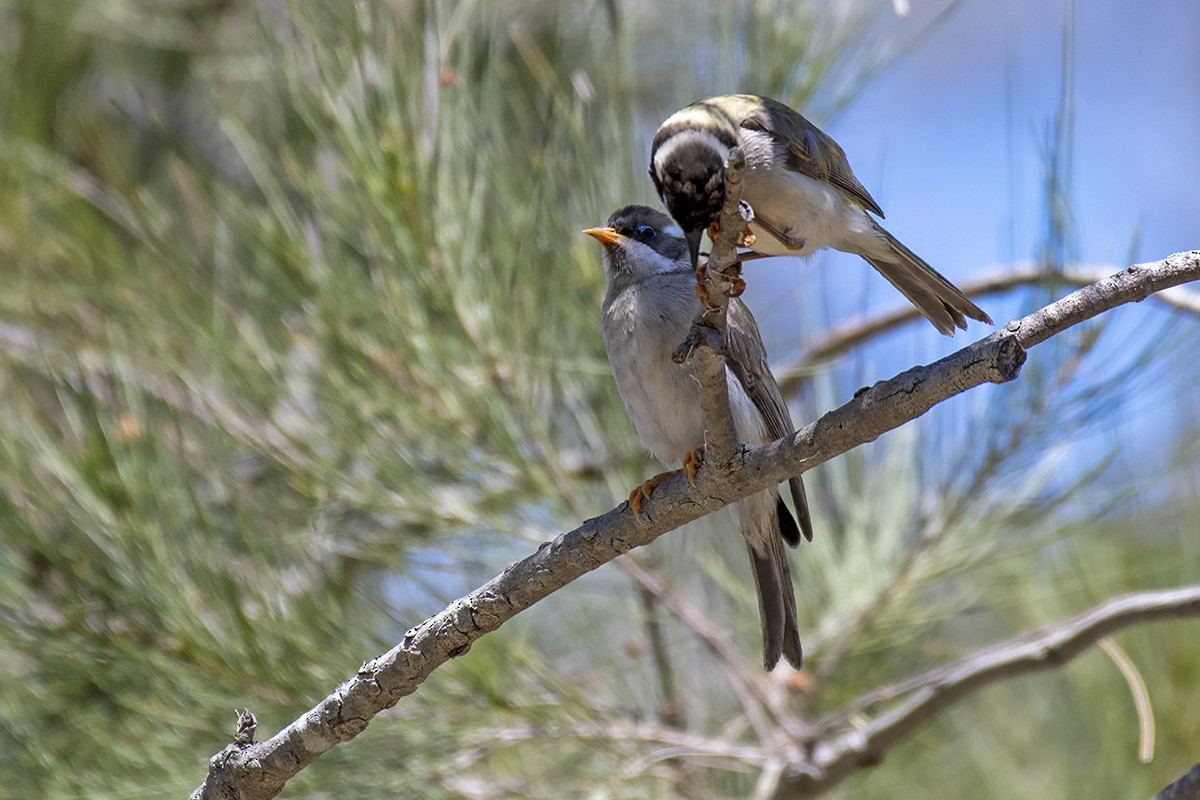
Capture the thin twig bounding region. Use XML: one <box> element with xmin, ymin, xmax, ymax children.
<box><xmin>619</xmin><ymin>556</ymin><xmax>784</xmax><ymax>748</ymax></box>
<box><xmin>776</xmin><ymin>586</ymin><xmax>1200</xmax><ymax>799</ymax></box>
<box><xmin>637</xmin><ymin>580</ymin><xmax>684</xmax><ymax>730</ymax></box>
<box><xmin>468</xmin><ymin>721</ymin><xmax>773</xmax><ymax>766</ymax></box>
<box><xmin>1097</xmin><ymin>637</ymin><xmax>1155</xmax><ymax>763</ymax></box>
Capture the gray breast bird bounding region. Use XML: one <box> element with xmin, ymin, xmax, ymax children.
<box><xmin>584</xmin><ymin>204</ymin><xmax>811</xmax><ymax>671</ymax></box>
<box><xmin>649</xmin><ymin>93</ymin><xmax>992</xmax><ymax>335</ymax></box>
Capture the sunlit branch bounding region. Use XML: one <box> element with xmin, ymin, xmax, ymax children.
<box><xmin>191</xmin><ymin>250</ymin><xmax>1200</xmax><ymax>800</ymax></box>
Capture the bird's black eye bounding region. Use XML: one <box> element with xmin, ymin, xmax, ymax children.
<box><xmin>635</xmin><ymin>224</ymin><xmax>657</xmax><ymax>241</ymax></box>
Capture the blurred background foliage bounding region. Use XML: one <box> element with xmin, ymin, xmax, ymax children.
<box><xmin>0</xmin><ymin>0</ymin><xmax>1196</xmax><ymax>798</ymax></box>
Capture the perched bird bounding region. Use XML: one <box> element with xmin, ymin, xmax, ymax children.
<box><xmin>649</xmin><ymin>93</ymin><xmax>992</xmax><ymax>335</ymax></box>
<box><xmin>584</xmin><ymin>204</ymin><xmax>811</xmax><ymax>671</ymax></box>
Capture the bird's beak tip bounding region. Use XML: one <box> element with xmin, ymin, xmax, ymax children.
<box><xmin>582</xmin><ymin>227</ymin><xmax>624</xmax><ymax>247</ymax></box>
<box><xmin>684</xmin><ymin>229</ymin><xmax>703</xmax><ymax>268</ymax></box>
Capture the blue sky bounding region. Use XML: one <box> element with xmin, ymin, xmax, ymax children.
<box><xmin>836</xmin><ymin>0</ymin><xmax>1199</xmax><ymax>274</ymax></box>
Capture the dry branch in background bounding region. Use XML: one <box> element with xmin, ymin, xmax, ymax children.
<box><xmin>190</xmin><ymin>250</ymin><xmax>1200</xmax><ymax>800</ymax></box>
<box><xmin>773</xmin><ymin>586</ymin><xmax>1200</xmax><ymax>799</ymax></box>
<box><xmin>778</xmin><ymin>260</ymin><xmax>1200</xmax><ymax>391</ymax></box>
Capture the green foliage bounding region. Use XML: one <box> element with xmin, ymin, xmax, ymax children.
<box><xmin>0</xmin><ymin>1</ymin><xmax>1196</xmax><ymax>799</ymax></box>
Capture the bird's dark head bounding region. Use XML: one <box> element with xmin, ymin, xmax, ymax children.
<box><xmin>649</xmin><ymin>103</ymin><xmax>739</xmax><ymax>266</ymax></box>
<box><xmin>650</xmin><ymin>137</ymin><xmax>727</xmax><ymax>234</ymax></box>
<box><xmin>582</xmin><ymin>205</ymin><xmax>689</xmax><ymax>283</ymax></box>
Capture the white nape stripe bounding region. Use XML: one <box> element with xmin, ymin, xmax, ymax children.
<box><xmin>650</xmin><ymin>247</ymin><xmax>682</xmax><ymax>275</ymax></box>
<box><xmin>652</xmin><ymin>127</ymin><xmax>732</xmax><ymax>176</ymax></box>
<box><xmin>663</xmin><ymin>105</ymin><xmax>730</xmax><ymax>132</ymax></box>
<box><xmin>661</xmin><ymin>221</ymin><xmax>685</xmax><ymax>240</ymax></box>
<box><xmin>628</xmin><ymin>239</ymin><xmax>685</xmax><ymax>275</ymax></box>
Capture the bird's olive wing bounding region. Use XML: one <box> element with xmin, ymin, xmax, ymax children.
<box><xmin>726</xmin><ymin>298</ymin><xmax>813</xmax><ymax>542</ymax></box>
<box><xmin>725</xmin><ymin>298</ymin><xmax>793</xmax><ymax>441</ymax></box>
<box><xmin>740</xmin><ymin>97</ymin><xmax>886</xmax><ymax>218</ymax></box>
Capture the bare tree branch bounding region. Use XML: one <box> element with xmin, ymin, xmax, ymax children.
<box><xmin>673</xmin><ymin>146</ymin><xmax>750</xmax><ymax>465</ymax></box>
<box><xmin>191</xmin><ymin>250</ymin><xmax>1200</xmax><ymax>800</ymax></box>
<box><xmin>458</xmin><ymin>591</ymin><xmax>1200</xmax><ymax>799</ymax></box>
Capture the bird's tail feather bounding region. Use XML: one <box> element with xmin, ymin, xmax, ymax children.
<box><xmin>745</xmin><ymin>497</ymin><xmax>803</xmax><ymax>670</ymax></box>
<box><xmin>863</xmin><ymin>223</ymin><xmax>992</xmax><ymax>336</ymax></box>
<box><xmin>786</xmin><ymin>476</ymin><xmax>813</xmax><ymax>544</ymax></box>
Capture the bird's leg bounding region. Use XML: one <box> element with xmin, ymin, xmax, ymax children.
<box><xmin>681</xmin><ymin>444</ymin><xmax>705</xmax><ymax>486</ymax></box>
<box><xmin>693</xmin><ymin>264</ymin><xmax>746</xmax><ymax>305</ymax></box>
<box><xmin>693</xmin><ymin>265</ymin><xmax>717</xmax><ymax>310</ymax></box>
<box><xmin>695</xmin><ymin>264</ymin><xmax>744</xmax><ymax>305</ymax></box>
<box><xmin>739</xmin><ymin>199</ymin><xmax>805</xmax><ymax>250</ymax></box>
<box><xmin>707</xmin><ymin>218</ymin><xmax>757</xmax><ymax>249</ymax></box>
<box><xmin>751</xmin><ymin>214</ymin><xmax>806</xmax><ymax>251</ymax></box>
<box><xmin>628</xmin><ymin>445</ymin><xmax>707</xmax><ymax>522</ymax></box>
<box><xmin>628</xmin><ymin>470</ymin><xmax>678</xmax><ymax>520</ymax></box>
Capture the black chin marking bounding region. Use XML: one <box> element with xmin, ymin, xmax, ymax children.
<box><xmin>652</xmin><ymin>139</ymin><xmax>727</xmax><ymax>235</ymax></box>
<box><xmin>663</xmin><ymin>175</ymin><xmax>724</xmax><ymax>233</ymax></box>
<box><xmin>685</xmin><ymin>229</ymin><xmax>703</xmax><ymax>268</ymax></box>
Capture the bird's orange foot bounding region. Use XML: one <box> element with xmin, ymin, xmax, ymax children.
<box><xmin>628</xmin><ymin>446</ymin><xmax>706</xmax><ymax>521</ymax></box>
<box><xmin>693</xmin><ymin>265</ymin><xmax>718</xmax><ymax>310</ymax></box>
<box><xmin>682</xmin><ymin>444</ymin><xmax>705</xmax><ymax>487</ymax></box>
<box><xmin>754</xmin><ymin>216</ymin><xmax>805</xmax><ymax>251</ymax></box>
<box><xmin>629</xmin><ymin>469</ymin><xmax>681</xmax><ymax>521</ymax></box>
<box><xmin>694</xmin><ymin>265</ymin><xmax>745</xmax><ymax>303</ymax></box>
<box><xmin>708</xmin><ymin>219</ymin><xmax>757</xmax><ymax>248</ymax></box>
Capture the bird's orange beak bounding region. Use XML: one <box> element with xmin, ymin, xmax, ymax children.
<box><xmin>582</xmin><ymin>226</ymin><xmax>625</xmax><ymax>246</ymax></box>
